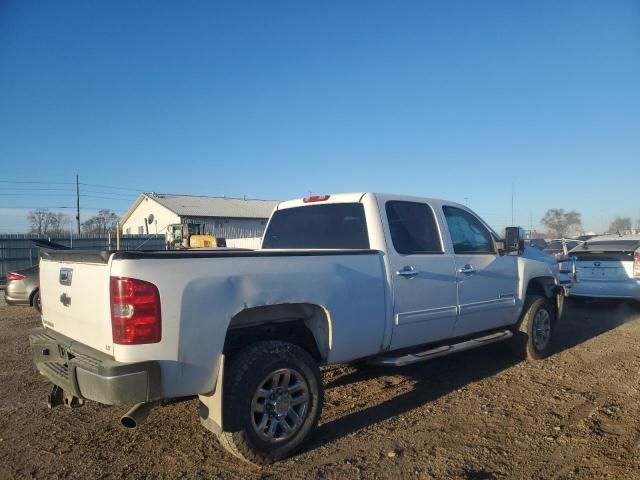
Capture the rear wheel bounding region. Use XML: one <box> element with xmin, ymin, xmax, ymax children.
<box><xmin>32</xmin><ymin>290</ymin><xmax>41</xmax><ymax>313</ymax></box>
<box><xmin>217</xmin><ymin>340</ymin><xmax>323</xmax><ymax>465</ymax></box>
<box><xmin>510</xmin><ymin>295</ymin><xmax>556</xmax><ymax>360</ymax></box>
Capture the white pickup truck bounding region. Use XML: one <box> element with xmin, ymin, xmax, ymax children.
<box><xmin>30</xmin><ymin>192</ymin><xmax>570</xmax><ymax>464</ymax></box>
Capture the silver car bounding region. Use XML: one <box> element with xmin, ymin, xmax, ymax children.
<box><xmin>4</xmin><ymin>265</ymin><xmax>40</xmax><ymax>311</ymax></box>
<box><xmin>568</xmin><ymin>235</ymin><xmax>640</xmax><ymax>302</ymax></box>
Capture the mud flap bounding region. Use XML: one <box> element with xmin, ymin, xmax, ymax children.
<box><xmin>198</xmin><ymin>355</ymin><xmax>225</xmax><ymax>434</ymax></box>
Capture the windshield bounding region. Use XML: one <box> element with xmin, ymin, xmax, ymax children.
<box><xmin>262</xmin><ymin>203</ymin><xmax>369</xmax><ymax>249</ymax></box>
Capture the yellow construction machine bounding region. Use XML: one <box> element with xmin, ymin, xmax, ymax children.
<box><xmin>165</xmin><ymin>223</ymin><xmax>226</xmax><ymax>250</ymax></box>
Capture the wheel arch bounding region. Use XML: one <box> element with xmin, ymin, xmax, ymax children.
<box><xmin>522</xmin><ymin>276</ymin><xmax>562</xmax><ymax>324</ymax></box>
<box><xmin>223</xmin><ymin>303</ymin><xmax>332</xmax><ymax>363</ymax></box>
<box><xmin>525</xmin><ymin>276</ymin><xmax>556</xmax><ymax>300</ymax></box>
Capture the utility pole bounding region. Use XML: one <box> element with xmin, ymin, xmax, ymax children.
<box><xmin>511</xmin><ymin>182</ymin><xmax>514</xmax><ymax>226</ymax></box>
<box><xmin>76</xmin><ymin>175</ymin><xmax>81</xmax><ymax>234</ymax></box>
<box><xmin>529</xmin><ymin>211</ymin><xmax>533</xmax><ymax>234</ymax></box>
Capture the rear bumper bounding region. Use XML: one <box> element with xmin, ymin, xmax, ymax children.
<box><xmin>4</xmin><ymin>289</ymin><xmax>30</xmax><ymax>305</ymax></box>
<box><xmin>569</xmin><ymin>279</ymin><xmax>640</xmax><ymax>301</ymax></box>
<box><xmin>29</xmin><ymin>328</ymin><xmax>162</xmax><ymax>406</ymax></box>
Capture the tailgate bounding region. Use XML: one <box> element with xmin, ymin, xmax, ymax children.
<box><xmin>40</xmin><ymin>251</ymin><xmax>113</xmax><ymax>354</ymax></box>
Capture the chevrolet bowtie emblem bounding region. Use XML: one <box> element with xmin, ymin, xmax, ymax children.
<box><xmin>60</xmin><ymin>293</ymin><xmax>71</xmax><ymax>307</ymax></box>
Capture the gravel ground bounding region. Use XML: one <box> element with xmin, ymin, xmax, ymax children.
<box><xmin>0</xmin><ymin>294</ymin><xmax>639</xmax><ymax>479</ymax></box>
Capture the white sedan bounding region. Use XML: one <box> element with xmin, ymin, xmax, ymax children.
<box><xmin>568</xmin><ymin>235</ymin><xmax>640</xmax><ymax>301</ymax></box>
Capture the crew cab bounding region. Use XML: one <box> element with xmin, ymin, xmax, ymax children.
<box><xmin>30</xmin><ymin>192</ymin><xmax>569</xmax><ymax>464</ymax></box>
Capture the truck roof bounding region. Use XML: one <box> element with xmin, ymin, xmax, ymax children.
<box><xmin>276</xmin><ymin>192</ymin><xmax>464</xmax><ymax>211</ymax></box>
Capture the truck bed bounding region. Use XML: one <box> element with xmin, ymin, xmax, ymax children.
<box><xmin>39</xmin><ymin>247</ymin><xmax>389</xmax><ymax>398</ymax></box>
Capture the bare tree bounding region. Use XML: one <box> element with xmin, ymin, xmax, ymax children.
<box><xmin>47</xmin><ymin>212</ymin><xmax>71</xmax><ymax>235</ymax></box>
<box><xmin>28</xmin><ymin>209</ymin><xmax>71</xmax><ymax>235</ymax></box>
<box><xmin>609</xmin><ymin>216</ymin><xmax>632</xmax><ymax>234</ymax></box>
<box><xmin>541</xmin><ymin>209</ymin><xmax>582</xmax><ymax>237</ymax></box>
<box><xmin>28</xmin><ymin>209</ymin><xmax>51</xmax><ymax>235</ymax></box>
<box><xmin>82</xmin><ymin>209</ymin><xmax>119</xmax><ymax>235</ymax></box>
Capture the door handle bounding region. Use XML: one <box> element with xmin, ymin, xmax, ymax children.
<box><xmin>396</xmin><ymin>266</ymin><xmax>419</xmax><ymax>277</ymax></box>
<box><xmin>458</xmin><ymin>264</ymin><xmax>475</xmax><ymax>275</ymax></box>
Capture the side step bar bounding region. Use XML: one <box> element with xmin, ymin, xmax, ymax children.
<box><xmin>368</xmin><ymin>330</ymin><xmax>513</xmax><ymax>367</ymax></box>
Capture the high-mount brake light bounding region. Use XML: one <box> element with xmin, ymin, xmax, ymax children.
<box><xmin>303</xmin><ymin>195</ymin><xmax>331</xmax><ymax>203</ymax></box>
<box><xmin>110</xmin><ymin>277</ymin><xmax>161</xmax><ymax>345</ymax></box>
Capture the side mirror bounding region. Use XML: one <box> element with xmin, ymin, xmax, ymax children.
<box><xmin>504</xmin><ymin>227</ymin><xmax>525</xmax><ymax>256</ymax></box>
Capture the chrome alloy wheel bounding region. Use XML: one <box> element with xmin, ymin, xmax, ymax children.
<box><xmin>251</xmin><ymin>368</ymin><xmax>309</xmax><ymax>443</ymax></box>
<box><xmin>532</xmin><ymin>308</ymin><xmax>551</xmax><ymax>351</ymax></box>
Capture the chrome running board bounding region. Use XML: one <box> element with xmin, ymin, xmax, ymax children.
<box><xmin>368</xmin><ymin>330</ymin><xmax>513</xmax><ymax>367</ymax></box>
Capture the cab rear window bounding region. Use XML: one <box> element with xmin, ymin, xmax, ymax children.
<box><xmin>262</xmin><ymin>203</ymin><xmax>369</xmax><ymax>249</ymax></box>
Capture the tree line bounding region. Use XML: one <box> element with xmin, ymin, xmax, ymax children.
<box><xmin>540</xmin><ymin>209</ymin><xmax>637</xmax><ymax>237</ymax></box>
<box><xmin>28</xmin><ymin>209</ymin><xmax>119</xmax><ymax>236</ymax></box>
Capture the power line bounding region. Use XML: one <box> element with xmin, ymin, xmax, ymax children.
<box><xmin>0</xmin><ymin>193</ymin><xmax>77</xmax><ymax>196</ymax></box>
<box><xmin>80</xmin><ymin>194</ymin><xmax>136</xmax><ymax>201</ymax></box>
<box><xmin>79</xmin><ymin>182</ymin><xmax>146</xmax><ymax>192</ymax></box>
<box><xmin>0</xmin><ymin>190</ymin><xmax>135</xmax><ymax>199</ymax></box>
<box><xmin>0</xmin><ymin>187</ymin><xmax>76</xmax><ymax>192</ymax></box>
<box><xmin>0</xmin><ymin>179</ymin><xmax>147</xmax><ymax>192</ymax></box>
<box><xmin>0</xmin><ymin>180</ymin><xmax>74</xmax><ymax>185</ymax></box>
<box><xmin>0</xmin><ymin>205</ymin><xmax>127</xmax><ymax>212</ymax></box>
<box><xmin>80</xmin><ymin>189</ymin><xmax>138</xmax><ymax>197</ymax></box>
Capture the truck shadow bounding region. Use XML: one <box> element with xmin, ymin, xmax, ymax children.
<box><xmin>304</xmin><ymin>301</ymin><xmax>638</xmax><ymax>453</ymax></box>
<box><xmin>553</xmin><ymin>299</ymin><xmax>639</xmax><ymax>352</ymax></box>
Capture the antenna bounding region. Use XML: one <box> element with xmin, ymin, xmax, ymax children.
<box><xmin>76</xmin><ymin>175</ymin><xmax>81</xmax><ymax>234</ymax></box>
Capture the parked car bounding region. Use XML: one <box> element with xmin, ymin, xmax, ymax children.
<box><xmin>5</xmin><ymin>265</ymin><xmax>40</xmax><ymax>311</ymax></box>
<box><xmin>568</xmin><ymin>234</ymin><xmax>640</xmax><ymax>302</ymax></box>
<box><xmin>29</xmin><ymin>192</ymin><xmax>570</xmax><ymax>464</ymax></box>
<box><xmin>526</xmin><ymin>238</ymin><xmax>548</xmax><ymax>250</ymax></box>
<box><xmin>543</xmin><ymin>239</ymin><xmax>583</xmax><ymax>258</ymax></box>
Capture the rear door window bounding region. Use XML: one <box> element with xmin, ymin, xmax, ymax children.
<box><xmin>262</xmin><ymin>203</ymin><xmax>369</xmax><ymax>249</ymax></box>
<box><xmin>442</xmin><ymin>206</ymin><xmax>495</xmax><ymax>254</ymax></box>
<box><xmin>385</xmin><ymin>201</ymin><xmax>443</xmax><ymax>254</ymax></box>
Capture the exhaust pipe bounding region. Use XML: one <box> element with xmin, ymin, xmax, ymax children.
<box><xmin>120</xmin><ymin>402</ymin><xmax>155</xmax><ymax>429</ymax></box>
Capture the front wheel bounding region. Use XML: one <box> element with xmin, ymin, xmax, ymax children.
<box><xmin>217</xmin><ymin>341</ymin><xmax>323</xmax><ymax>465</ymax></box>
<box><xmin>510</xmin><ymin>295</ymin><xmax>556</xmax><ymax>360</ymax></box>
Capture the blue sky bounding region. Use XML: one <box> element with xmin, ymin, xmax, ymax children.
<box><xmin>1</xmin><ymin>0</ymin><xmax>639</xmax><ymax>233</ymax></box>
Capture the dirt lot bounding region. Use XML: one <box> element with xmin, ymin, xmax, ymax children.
<box><xmin>1</xmin><ymin>296</ymin><xmax>639</xmax><ymax>479</ymax></box>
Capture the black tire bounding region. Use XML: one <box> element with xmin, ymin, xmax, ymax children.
<box><xmin>32</xmin><ymin>290</ymin><xmax>41</xmax><ymax>313</ymax></box>
<box><xmin>510</xmin><ymin>295</ymin><xmax>556</xmax><ymax>360</ymax></box>
<box><xmin>217</xmin><ymin>340</ymin><xmax>323</xmax><ymax>465</ymax></box>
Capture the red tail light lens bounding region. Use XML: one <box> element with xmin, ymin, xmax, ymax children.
<box><xmin>303</xmin><ymin>195</ymin><xmax>331</xmax><ymax>203</ymax></box>
<box><xmin>110</xmin><ymin>277</ymin><xmax>161</xmax><ymax>345</ymax></box>
<box><xmin>634</xmin><ymin>249</ymin><xmax>640</xmax><ymax>278</ymax></box>
<box><xmin>7</xmin><ymin>272</ymin><xmax>25</xmax><ymax>281</ymax></box>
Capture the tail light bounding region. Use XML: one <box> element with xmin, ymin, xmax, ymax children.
<box><xmin>303</xmin><ymin>195</ymin><xmax>331</xmax><ymax>203</ymax></box>
<box><xmin>7</xmin><ymin>272</ymin><xmax>25</xmax><ymax>281</ymax></box>
<box><xmin>634</xmin><ymin>248</ymin><xmax>640</xmax><ymax>278</ymax></box>
<box><xmin>110</xmin><ymin>277</ymin><xmax>161</xmax><ymax>345</ymax></box>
